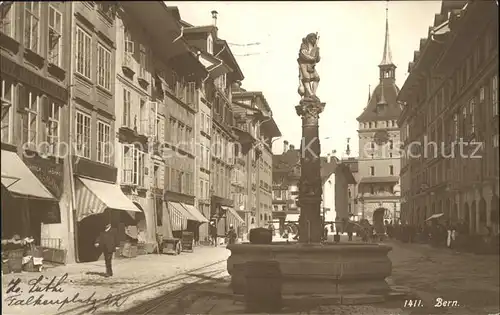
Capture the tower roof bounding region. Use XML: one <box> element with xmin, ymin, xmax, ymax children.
<box><xmin>356</xmin><ymin>82</ymin><xmax>400</xmax><ymax>122</ymax></box>
<box><xmin>379</xmin><ymin>3</ymin><xmax>395</xmax><ymax>67</ymax></box>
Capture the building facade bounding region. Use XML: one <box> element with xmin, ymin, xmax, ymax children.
<box><xmin>342</xmin><ymin>157</ymin><xmax>361</xmax><ymax>221</ymax></box>
<box><xmin>398</xmin><ymin>0</ymin><xmax>499</xmax><ymax>234</ymax></box>
<box><xmin>232</xmin><ymin>85</ymin><xmax>281</xmax><ymax>232</ymax></box>
<box><xmin>181</xmin><ymin>13</ymin><xmax>245</xmax><ymax>237</ymax></box>
<box><xmin>356</xmin><ymin>8</ymin><xmax>401</xmax><ymax>225</ymax></box>
<box><xmin>1</xmin><ymin>1</ymin><xmax>73</xmax><ymax>262</ymax></box>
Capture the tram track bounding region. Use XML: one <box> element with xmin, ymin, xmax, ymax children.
<box><xmin>123</xmin><ymin>268</ymin><xmax>228</xmax><ymax>315</ymax></box>
<box><xmin>55</xmin><ymin>259</ymin><xmax>227</xmax><ymax>315</ymax></box>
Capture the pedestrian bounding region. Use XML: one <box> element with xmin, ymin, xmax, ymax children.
<box><xmin>346</xmin><ymin>221</ymin><xmax>353</xmax><ymax>241</ymax></box>
<box><xmin>226</xmin><ymin>224</ymin><xmax>237</xmax><ymax>245</ymax></box>
<box><xmin>209</xmin><ymin>221</ymin><xmax>218</xmax><ymax>247</ymax></box>
<box><xmin>94</xmin><ymin>223</ymin><xmax>118</xmax><ymax>277</ymax></box>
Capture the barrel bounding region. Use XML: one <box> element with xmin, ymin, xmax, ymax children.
<box><xmin>231</xmin><ymin>263</ymin><xmax>246</xmax><ymax>294</ymax></box>
<box><xmin>249</xmin><ymin>228</ymin><xmax>272</xmax><ymax>244</ymax></box>
<box><xmin>245</xmin><ymin>260</ymin><xmax>282</xmax><ymax>313</ymax></box>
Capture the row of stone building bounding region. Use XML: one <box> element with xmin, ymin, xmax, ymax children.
<box><xmin>0</xmin><ymin>2</ymin><xmax>279</xmax><ymax>263</ymax></box>
<box><xmin>398</xmin><ymin>0</ymin><xmax>499</xmax><ymax>233</ymax></box>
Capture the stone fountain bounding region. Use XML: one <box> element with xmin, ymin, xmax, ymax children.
<box><xmin>226</xmin><ymin>32</ymin><xmax>394</xmax><ymax>305</ymax></box>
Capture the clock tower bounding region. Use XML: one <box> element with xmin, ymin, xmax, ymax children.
<box><xmin>355</xmin><ymin>2</ymin><xmax>401</xmax><ymax>227</ymax></box>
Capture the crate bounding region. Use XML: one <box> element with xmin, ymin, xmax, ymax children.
<box><xmin>137</xmin><ymin>243</ymin><xmax>147</xmax><ymax>255</ymax></box>
<box><xmin>7</xmin><ymin>249</ymin><xmax>24</xmax><ymax>273</ymax></box>
<box><xmin>121</xmin><ymin>243</ymin><xmax>138</xmax><ymax>258</ymax></box>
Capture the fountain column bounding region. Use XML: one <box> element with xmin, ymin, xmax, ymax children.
<box><xmin>295</xmin><ymin>99</ymin><xmax>325</xmax><ymax>243</ymax></box>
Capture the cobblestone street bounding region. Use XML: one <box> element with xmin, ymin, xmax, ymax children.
<box><xmin>2</xmin><ymin>239</ymin><xmax>499</xmax><ymax>315</ymax></box>
<box><xmin>1</xmin><ymin>246</ymin><xmax>230</xmax><ymax>315</ymax></box>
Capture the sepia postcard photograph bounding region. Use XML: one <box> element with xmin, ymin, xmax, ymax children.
<box><xmin>0</xmin><ymin>1</ymin><xmax>499</xmax><ymax>314</ymax></box>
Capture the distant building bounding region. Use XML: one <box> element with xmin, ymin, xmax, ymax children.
<box><xmin>398</xmin><ymin>0</ymin><xmax>499</xmax><ymax>233</ymax></box>
<box><xmin>356</xmin><ymin>6</ymin><xmax>401</xmax><ymax>225</ymax></box>
<box><xmin>272</xmin><ymin>142</ymin><xmax>356</xmax><ymax>233</ymax></box>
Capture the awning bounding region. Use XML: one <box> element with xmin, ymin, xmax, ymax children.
<box><xmin>180</xmin><ymin>203</ymin><xmax>209</xmax><ymax>223</ymax></box>
<box><xmin>75</xmin><ymin>177</ymin><xmax>141</xmax><ymax>221</ymax></box>
<box><xmin>425</xmin><ymin>213</ymin><xmax>444</xmax><ymax>222</ymax></box>
<box><xmin>1</xmin><ymin>150</ymin><xmax>56</xmax><ymax>200</ymax></box>
<box><xmin>359</xmin><ymin>176</ymin><xmax>399</xmax><ymax>184</ymax></box>
<box><xmin>168</xmin><ymin>201</ymin><xmax>194</xmax><ymax>231</ymax></box>
<box><xmin>285</xmin><ymin>213</ymin><xmax>300</xmax><ymax>222</ymax></box>
<box><xmin>221</xmin><ymin>206</ymin><xmax>244</xmax><ymax>225</ymax></box>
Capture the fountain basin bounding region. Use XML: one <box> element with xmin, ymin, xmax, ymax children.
<box><xmin>227</xmin><ymin>242</ymin><xmax>392</xmax><ymax>296</ymax></box>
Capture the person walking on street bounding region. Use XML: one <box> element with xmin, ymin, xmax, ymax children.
<box><xmin>94</xmin><ymin>223</ymin><xmax>119</xmax><ymax>277</ymax></box>
<box><xmin>346</xmin><ymin>221</ymin><xmax>353</xmax><ymax>241</ymax></box>
<box><xmin>226</xmin><ymin>224</ymin><xmax>237</xmax><ymax>245</ymax></box>
<box><xmin>209</xmin><ymin>221</ymin><xmax>218</xmax><ymax>246</ymax></box>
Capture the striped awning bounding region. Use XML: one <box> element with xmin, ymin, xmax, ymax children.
<box><xmin>180</xmin><ymin>203</ymin><xmax>209</xmax><ymax>223</ymax></box>
<box><xmin>222</xmin><ymin>206</ymin><xmax>244</xmax><ymax>227</ymax></box>
<box><xmin>75</xmin><ymin>177</ymin><xmax>141</xmax><ymax>222</ymax></box>
<box><xmin>167</xmin><ymin>201</ymin><xmax>193</xmax><ymax>231</ymax></box>
<box><xmin>1</xmin><ymin>150</ymin><xmax>55</xmax><ymax>200</ymax></box>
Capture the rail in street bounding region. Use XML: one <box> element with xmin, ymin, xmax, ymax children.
<box><xmin>54</xmin><ymin>259</ymin><xmax>227</xmax><ymax>315</ymax></box>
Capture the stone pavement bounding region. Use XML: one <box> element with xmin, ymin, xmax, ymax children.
<box><xmin>1</xmin><ymin>246</ymin><xmax>230</xmax><ymax>315</ymax></box>
<box><xmin>118</xmin><ymin>237</ymin><xmax>499</xmax><ymax>315</ymax></box>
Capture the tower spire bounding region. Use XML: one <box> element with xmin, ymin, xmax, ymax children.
<box><xmin>379</xmin><ymin>1</ymin><xmax>393</xmax><ymax>66</ymax></box>
<box><xmin>368</xmin><ymin>84</ymin><xmax>371</xmax><ymax>102</ymax></box>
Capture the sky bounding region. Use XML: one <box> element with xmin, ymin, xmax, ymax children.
<box><xmin>168</xmin><ymin>1</ymin><xmax>442</xmax><ymax>157</ymax></box>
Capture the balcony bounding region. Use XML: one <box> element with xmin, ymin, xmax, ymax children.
<box><xmin>122</xmin><ymin>54</ymin><xmax>135</xmax><ymax>78</ymax></box>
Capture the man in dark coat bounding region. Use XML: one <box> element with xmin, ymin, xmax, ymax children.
<box><xmin>95</xmin><ymin>223</ymin><xmax>118</xmax><ymax>277</ymax></box>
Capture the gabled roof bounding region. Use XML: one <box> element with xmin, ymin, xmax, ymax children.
<box><xmin>356</xmin><ymin>81</ymin><xmax>401</xmax><ymax>122</ymax></box>
<box><xmin>214</xmin><ymin>39</ymin><xmax>244</xmax><ymax>81</ymax></box>
<box><xmin>183</xmin><ymin>25</ymin><xmax>217</xmax><ymax>35</ymax></box>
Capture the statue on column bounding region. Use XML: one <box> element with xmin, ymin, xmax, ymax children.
<box><xmin>297</xmin><ymin>32</ymin><xmax>321</xmax><ymax>102</ymax></box>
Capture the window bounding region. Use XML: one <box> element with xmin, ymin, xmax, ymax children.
<box><xmin>122</xmin><ymin>144</ymin><xmax>134</xmax><ymax>184</ymax></box>
<box><xmin>24</xmin><ymin>2</ymin><xmax>40</xmax><ymax>52</ymax></box>
<box><xmin>370</xmin><ymin>166</ymin><xmax>375</xmax><ymax>176</ymax></box>
<box><xmin>97</xmin><ymin>121</ymin><xmax>111</xmax><ymax>164</ymax></box>
<box><xmin>348</xmin><ymin>189</ymin><xmax>351</xmax><ymax>198</ymax></box>
<box><xmin>97</xmin><ymin>44</ymin><xmax>111</xmax><ymax>90</ymax></box>
<box><xmin>186</xmin><ymin>82</ymin><xmax>196</xmax><ymax>105</ymax></box>
<box><xmin>133</xmin><ymin>148</ymin><xmax>146</xmax><ymax>186</ymax></box>
<box><xmin>1</xmin><ymin>79</ymin><xmax>14</xmax><ymax>143</ymax></box>
<box><xmin>139</xmin><ymin>44</ymin><xmax>147</xmax><ymax>79</ymax></box>
<box><xmin>44</xmin><ymin>99</ymin><xmax>60</xmax><ymax>156</ymax></box>
<box><xmin>207</xmin><ymin>35</ymin><xmax>213</xmax><ymax>54</ymax></box>
<box><xmin>123</xmin><ymin>27</ymin><xmax>134</xmax><ymax>66</ymax></box>
<box><xmin>389</xmin><ymin>165</ymin><xmax>394</xmax><ymax>175</ymax></box>
<box><xmin>493</xmin><ymin>75</ymin><xmax>498</xmax><ymax>116</ymax></box>
<box><xmin>206</xmin><ymin>115</ymin><xmax>211</xmax><ymax>134</ymax></box>
<box><xmin>76</xmin><ymin>26</ymin><xmax>91</xmax><ymax>78</ymax></box>
<box><xmin>123</xmin><ymin>89</ymin><xmax>131</xmax><ymax>127</ymax></box>
<box><xmin>0</xmin><ymin>2</ymin><xmax>16</xmax><ymax>38</ymax></box>
<box><xmin>389</xmin><ymin>140</ymin><xmax>393</xmax><ymax>149</ymax></box>
<box><xmin>201</xmin><ymin>112</ymin><xmax>205</xmax><ymax>132</ymax></box>
<box><xmin>200</xmin><ymin>180</ymin><xmax>204</xmax><ymax>199</ymax></box>
<box><xmin>21</xmin><ymin>87</ymin><xmax>39</xmax><ymax>149</ymax></box>
<box><xmin>75</xmin><ymin>111</ymin><xmax>91</xmax><ymax>158</ymax></box>
<box><xmin>469</xmin><ymin>98</ymin><xmax>475</xmax><ymax>134</ymax></box>
<box><xmin>479</xmin><ymin>86</ymin><xmax>485</xmax><ymax>103</ymax></box>
<box><xmin>48</xmin><ymin>4</ymin><xmax>63</xmax><ymax>66</ymax></box>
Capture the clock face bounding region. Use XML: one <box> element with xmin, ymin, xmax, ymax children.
<box><xmin>374</xmin><ymin>130</ymin><xmax>389</xmax><ymax>146</ymax></box>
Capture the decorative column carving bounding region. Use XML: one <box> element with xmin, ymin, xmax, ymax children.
<box><xmin>295</xmin><ymin>99</ymin><xmax>326</xmax><ymax>243</ymax></box>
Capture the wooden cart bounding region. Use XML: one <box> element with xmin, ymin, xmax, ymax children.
<box><xmin>173</xmin><ymin>231</ymin><xmax>194</xmax><ymax>252</ymax></box>
<box><xmin>162</xmin><ymin>238</ymin><xmax>182</xmax><ymax>255</ymax></box>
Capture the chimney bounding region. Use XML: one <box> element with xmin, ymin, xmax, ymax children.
<box><xmin>289</xmin><ymin>144</ymin><xmax>295</xmax><ymax>151</ymax></box>
<box><xmin>283</xmin><ymin>140</ymin><xmax>289</xmax><ymax>153</ymax></box>
<box><xmin>327</xmin><ymin>153</ymin><xmax>331</xmax><ymax>163</ymax></box>
<box><xmin>211</xmin><ymin>10</ymin><xmax>218</xmax><ymax>27</ymax></box>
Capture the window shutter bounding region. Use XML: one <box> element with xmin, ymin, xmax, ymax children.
<box><xmin>17</xmin><ymin>84</ymin><xmax>27</xmax><ymax>112</ymax></box>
